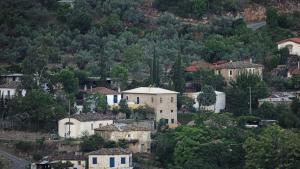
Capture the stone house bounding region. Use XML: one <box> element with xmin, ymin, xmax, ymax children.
<box><xmin>95</xmin><ymin>123</ymin><xmax>151</xmax><ymax>153</ymax></box>
<box><xmin>277</xmin><ymin>37</ymin><xmax>300</xmax><ymax>56</ymax></box>
<box><xmin>122</xmin><ymin>87</ymin><xmax>178</xmax><ymax>126</ymax></box>
<box><xmin>58</xmin><ymin>113</ymin><xmax>114</xmax><ymax>138</ymax></box>
<box><xmin>214</xmin><ymin>59</ymin><xmax>263</xmax><ymax>83</ymax></box>
<box><xmin>88</xmin><ymin>148</ymin><xmax>133</xmax><ymax>169</ymax></box>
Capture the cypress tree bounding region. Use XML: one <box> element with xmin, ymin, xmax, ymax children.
<box><xmin>151</xmin><ymin>46</ymin><xmax>160</xmax><ymax>86</ymax></box>
<box><xmin>173</xmin><ymin>54</ymin><xmax>185</xmax><ymax>93</ymax></box>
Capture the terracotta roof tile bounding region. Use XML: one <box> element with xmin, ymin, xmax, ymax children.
<box><xmin>70</xmin><ymin>113</ymin><xmax>115</xmax><ymax>122</ymax></box>
<box><xmin>215</xmin><ymin>61</ymin><xmax>263</xmax><ymax>69</ymax></box>
<box><xmin>0</xmin><ymin>81</ymin><xmax>21</xmax><ymax>89</ymax></box>
<box><xmin>277</xmin><ymin>37</ymin><xmax>300</xmax><ymax>44</ymax></box>
<box><xmin>94</xmin><ymin>123</ymin><xmax>151</xmax><ymax>132</ymax></box>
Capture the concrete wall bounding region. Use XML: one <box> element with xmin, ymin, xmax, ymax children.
<box><xmin>123</xmin><ymin>93</ymin><xmax>177</xmax><ymax>124</ymax></box>
<box><xmin>278</xmin><ymin>41</ymin><xmax>300</xmax><ymax>56</ymax></box>
<box><xmin>88</xmin><ymin>154</ymin><xmax>133</xmax><ymax>169</ymax></box>
<box><xmin>58</xmin><ymin>118</ymin><xmax>113</xmax><ymax>138</ymax></box>
<box><xmin>187</xmin><ymin>91</ymin><xmax>226</xmax><ymax>113</ymax></box>
<box><xmin>107</xmin><ymin>94</ymin><xmax>121</xmax><ymax>106</ymax></box>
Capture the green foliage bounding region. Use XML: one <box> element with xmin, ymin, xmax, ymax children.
<box><xmin>119</xmin><ymin>99</ymin><xmax>132</xmax><ymax>118</ymax></box>
<box><xmin>52</xmin><ymin>161</ymin><xmax>74</xmax><ymax>169</ymax></box>
<box><xmin>266</xmin><ymin>7</ymin><xmax>278</xmax><ymax>27</ymax></box>
<box><xmin>57</xmin><ymin>69</ymin><xmax>79</xmax><ymax>95</ymax></box>
<box><xmin>111</xmin><ymin>65</ymin><xmax>128</xmax><ymax>90</ymax></box>
<box><xmin>197</xmin><ymin>85</ymin><xmax>216</xmax><ymax>108</ymax></box>
<box><xmin>80</xmin><ymin>134</ymin><xmax>104</xmax><ymax>152</ymax></box>
<box><xmin>192</xmin><ymin>69</ymin><xmax>225</xmax><ymax>91</ymax></box>
<box><xmin>155</xmin><ymin>113</ymin><xmax>251</xmax><ymax>169</ymax></box>
<box><xmin>243</xmin><ymin>125</ymin><xmax>300</xmax><ymax>169</ymax></box>
<box><xmin>8</xmin><ymin>90</ymin><xmax>66</xmax><ymax>131</ymax></box>
<box><xmin>15</xmin><ymin>141</ymin><xmax>33</xmax><ymax>153</ymax></box>
<box><xmin>172</xmin><ymin>55</ymin><xmax>185</xmax><ymax>94</ymax></box>
<box><xmin>83</xmin><ymin>93</ymin><xmax>108</xmax><ymax>113</ymax></box>
<box><xmin>226</xmin><ymin>72</ymin><xmax>268</xmax><ymax>116</ymax></box>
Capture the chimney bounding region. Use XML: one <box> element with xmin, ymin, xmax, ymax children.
<box><xmin>84</xmin><ymin>84</ymin><xmax>87</xmax><ymax>91</ymax></box>
<box><xmin>230</xmin><ymin>60</ymin><xmax>232</xmax><ymax>63</ymax></box>
<box><xmin>249</xmin><ymin>58</ymin><xmax>252</xmax><ymax>64</ymax></box>
<box><xmin>118</xmin><ymin>86</ymin><xmax>121</xmax><ymax>93</ymax></box>
<box><xmin>90</xmin><ymin>85</ymin><xmax>93</xmax><ymax>92</ymax></box>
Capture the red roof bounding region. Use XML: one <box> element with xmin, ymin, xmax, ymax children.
<box><xmin>212</xmin><ymin>60</ymin><xmax>228</xmax><ymax>65</ymax></box>
<box><xmin>277</xmin><ymin>37</ymin><xmax>300</xmax><ymax>44</ymax></box>
<box><xmin>185</xmin><ymin>65</ymin><xmax>199</xmax><ymax>72</ymax></box>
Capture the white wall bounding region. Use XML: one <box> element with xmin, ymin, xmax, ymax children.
<box><xmin>88</xmin><ymin>154</ymin><xmax>133</xmax><ymax>169</ymax></box>
<box><xmin>190</xmin><ymin>91</ymin><xmax>226</xmax><ymax>113</ymax></box>
<box><xmin>278</xmin><ymin>41</ymin><xmax>300</xmax><ymax>56</ymax></box>
<box><xmin>58</xmin><ymin>118</ymin><xmax>114</xmax><ymax>138</ymax></box>
<box><xmin>0</xmin><ymin>88</ymin><xmax>26</xmax><ymax>99</ymax></box>
<box><xmin>106</xmin><ymin>94</ymin><xmax>121</xmax><ymax>106</ymax></box>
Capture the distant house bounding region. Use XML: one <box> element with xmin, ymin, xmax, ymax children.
<box><xmin>31</xmin><ymin>154</ymin><xmax>86</xmax><ymax>169</ymax></box>
<box><xmin>0</xmin><ymin>81</ymin><xmax>26</xmax><ymax>99</ymax></box>
<box><xmin>214</xmin><ymin>59</ymin><xmax>263</xmax><ymax>83</ymax></box>
<box><xmin>84</xmin><ymin>87</ymin><xmax>121</xmax><ymax>106</ymax></box>
<box><xmin>88</xmin><ymin>148</ymin><xmax>133</xmax><ymax>169</ymax></box>
<box><xmin>95</xmin><ymin>123</ymin><xmax>151</xmax><ymax>153</ymax></box>
<box><xmin>258</xmin><ymin>92</ymin><xmax>296</xmax><ymax>106</ymax></box>
<box><xmin>185</xmin><ymin>91</ymin><xmax>226</xmax><ymax>113</ymax></box>
<box><xmin>122</xmin><ymin>87</ymin><xmax>178</xmax><ymax>127</ymax></box>
<box><xmin>277</xmin><ymin>37</ymin><xmax>300</xmax><ymax>56</ymax></box>
<box><xmin>58</xmin><ymin>113</ymin><xmax>114</xmax><ymax>138</ymax></box>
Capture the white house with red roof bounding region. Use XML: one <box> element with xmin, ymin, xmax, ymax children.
<box><xmin>85</xmin><ymin>87</ymin><xmax>121</xmax><ymax>106</ymax></box>
<box><xmin>277</xmin><ymin>37</ymin><xmax>300</xmax><ymax>56</ymax></box>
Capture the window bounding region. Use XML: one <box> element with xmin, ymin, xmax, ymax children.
<box><xmin>126</xmin><ymin>96</ymin><xmax>128</xmax><ymax>100</ymax></box>
<box><xmin>92</xmin><ymin>157</ymin><xmax>97</xmax><ymax>164</ymax></box>
<box><xmin>218</xmin><ymin>70</ymin><xmax>221</xmax><ymax>75</ymax></box>
<box><xmin>171</xmin><ymin>97</ymin><xmax>174</xmax><ymax>103</ymax></box>
<box><xmin>160</xmin><ymin>110</ymin><xmax>163</xmax><ymax>113</ymax></box>
<box><xmin>73</xmin><ymin>168</ymin><xmax>77</xmax><ymax>169</ymax></box>
<box><xmin>121</xmin><ymin>157</ymin><xmax>126</xmax><ymax>164</ymax></box>
<box><xmin>78</xmin><ymin>161</ymin><xmax>81</xmax><ymax>165</ymax></box>
<box><xmin>160</xmin><ymin>97</ymin><xmax>163</xmax><ymax>103</ymax></box>
<box><xmin>229</xmin><ymin>70</ymin><xmax>233</xmax><ymax>76</ymax></box>
<box><xmin>128</xmin><ymin>134</ymin><xmax>131</xmax><ymax>138</ymax></box>
<box><xmin>110</xmin><ymin>157</ymin><xmax>115</xmax><ymax>167</ymax></box>
<box><xmin>171</xmin><ymin>110</ymin><xmax>173</xmax><ymax>113</ymax></box>
<box><xmin>7</xmin><ymin>90</ymin><xmax>10</xmax><ymax>97</ymax></box>
<box><xmin>171</xmin><ymin>119</ymin><xmax>174</xmax><ymax>124</ymax></box>
<box><xmin>91</xmin><ymin>123</ymin><xmax>93</xmax><ymax>130</ymax></box>
<box><xmin>113</xmin><ymin>95</ymin><xmax>118</xmax><ymax>103</ymax></box>
<box><xmin>136</xmin><ymin>97</ymin><xmax>140</xmax><ymax>104</ymax></box>
<box><xmin>151</xmin><ymin>97</ymin><xmax>154</xmax><ymax>103</ymax></box>
<box><xmin>165</xmin><ymin>119</ymin><xmax>169</xmax><ymax>124</ymax></box>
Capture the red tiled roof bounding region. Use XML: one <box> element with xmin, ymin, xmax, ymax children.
<box><xmin>277</xmin><ymin>37</ymin><xmax>300</xmax><ymax>44</ymax></box>
<box><xmin>185</xmin><ymin>65</ymin><xmax>199</xmax><ymax>72</ymax></box>
<box><xmin>86</xmin><ymin>87</ymin><xmax>118</xmax><ymax>95</ymax></box>
<box><xmin>212</xmin><ymin>60</ymin><xmax>228</xmax><ymax>65</ymax></box>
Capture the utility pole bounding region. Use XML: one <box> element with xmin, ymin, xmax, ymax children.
<box><xmin>68</xmin><ymin>99</ymin><xmax>71</xmax><ymax>138</ymax></box>
<box><xmin>249</xmin><ymin>87</ymin><xmax>252</xmax><ymax>115</ymax></box>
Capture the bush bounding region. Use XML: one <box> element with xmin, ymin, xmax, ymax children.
<box><xmin>15</xmin><ymin>141</ymin><xmax>33</xmax><ymax>153</ymax></box>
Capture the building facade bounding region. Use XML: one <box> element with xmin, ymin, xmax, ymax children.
<box><xmin>88</xmin><ymin>148</ymin><xmax>133</xmax><ymax>169</ymax></box>
<box><xmin>85</xmin><ymin>87</ymin><xmax>121</xmax><ymax>106</ymax></box>
<box><xmin>214</xmin><ymin>59</ymin><xmax>263</xmax><ymax>83</ymax></box>
<box><xmin>122</xmin><ymin>87</ymin><xmax>178</xmax><ymax>126</ymax></box>
<box><xmin>0</xmin><ymin>81</ymin><xmax>26</xmax><ymax>99</ymax></box>
<box><xmin>277</xmin><ymin>37</ymin><xmax>300</xmax><ymax>56</ymax></box>
<box><xmin>58</xmin><ymin>114</ymin><xmax>114</xmax><ymax>138</ymax></box>
<box><xmin>95</xmin><ymin>123</ymin><xmax>151</xmax><ymax>153</ymax></box>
